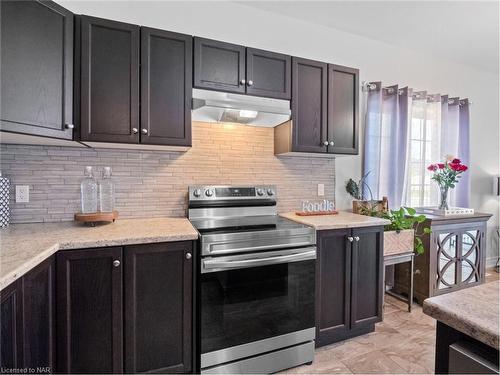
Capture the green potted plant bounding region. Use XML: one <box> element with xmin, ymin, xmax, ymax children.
<box><xmin>361</xmin><ymin>206</ymin><xmax>430</xmax><ymax>255</ymax></box>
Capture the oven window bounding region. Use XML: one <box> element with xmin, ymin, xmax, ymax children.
<box><xmin>200</xmin><ymin>259</ymin><xmax>315</xmax><ymax>354</ymax></box>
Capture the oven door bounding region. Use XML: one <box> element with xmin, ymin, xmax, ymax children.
<box><xmin>200</xmin><ymin>247</ymin><xmax>316</xmax><ymax>368</ymax></box>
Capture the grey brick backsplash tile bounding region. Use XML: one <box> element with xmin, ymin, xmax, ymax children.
<box><xmin>1</xmin><ymin>122</ymin><xmax>336</xmax><ymax>223</ymax></box>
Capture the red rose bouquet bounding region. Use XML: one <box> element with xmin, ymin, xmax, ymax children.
<box><xmin>427</xmin><ymin>157</ymin><xmax>468</xmax><ymax>209</ymax></box>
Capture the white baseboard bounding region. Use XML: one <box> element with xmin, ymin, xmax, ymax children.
<box><xmin>486</xmin><ymin>257</ymin><xmax>499</xmax><ymax>269</ymax></box>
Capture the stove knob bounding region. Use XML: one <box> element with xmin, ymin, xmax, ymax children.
<box><xmin>267</xmin><ymin>189</ymin><xmax>274</xmax><ymax>196</ymax></box>
<box><xmin>193</xmin><ymin>189</ymin><xmax>202</xmax><ymax>197</ymax></box>
<box><xmin>256</xmin><ymin>188</ymin><xmax>264</xmax><ymax>196</ymax></box>
<box><xmin>205</xmin><ymin>189</ymin><xmax>214</xmax><ymax>197</ymax></box>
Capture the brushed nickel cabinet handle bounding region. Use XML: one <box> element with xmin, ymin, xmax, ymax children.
<box><xmin>132</xmin><ymin>128</ymin><xmax>138</xmax><ymax>134</ymax></box>
<box><xmin>185</xmin><ymin>252</ymin><xmax>192</xmax><ymax>260</ymax></box>
<box><xmin>354</xmin><ymin>236</ymin><xmax>360</xmax><ymax>242</ymax></box>
<box><xmin>65</xmin><ymin>124</ymin><xmax>74</xmax><ymax>129</ymax></box>
<box><xmin>347</xmin><ymin>236</ymin><xmax>354</xmax><ymax>242</ymax></box>
<box><xmin>113</xmin><ymin>260</ymin><xmax>120</xmax><ymax>267</ymax></box>
<box><xmin>323</xmin><ymin>141</ymin><xmax>329</xmax><ymax>146</ymax></box>
<box><xmin>141</xmin><ymin>129</ymin><xmax>148</xmax><ymax>135</ymax></box>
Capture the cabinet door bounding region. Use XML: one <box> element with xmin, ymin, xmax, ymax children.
<box><xmin>0</xmin><ymin>0</ymin><xmax>73</xmax><ymax>139</ymax></box>
<box><xmin>291</xmin><ymin>57</ymin><xmax>328</xmax><ymax>153</ymax></box>
<box><xmin>124</xmin><ymin>242</ymin><xmax>193</xmax><ymax>373</ymax></box>
<box><xmin>458</xmin><ymin>224</ymin><xmax>485</xmax><ymax>287</ymax></box>
<box><xmin>350</xmin><ymin>227</ymin><xmax>383</xmax><ymax>329</ymax></box>
<box><xmin>57</xmin><ymin>247</ymin><xmax>123</xmax><ymax>373</ymax></box>
<box><xmin>193</xmin><ymin>37</ymin><xmax>246</xmax><ymax>94</ymax></box>
<box><xmin>316</xmin><ymin>229</ymin><xmax>351</xmax><ymax>347</ymax></box>
<box><xmin>246</xmin><ymin>48</ymin><xmax>291</xmax><ymax>99</ymax></box>
<box><xmin>79</xmin><ymin>16</ymin><xmax>140</xmax><ymax>143</ymax></box>
<box><xmin>22</xmin><ymin>257</ymin><xmax>55</xmax><ymax>371</ymax></box>
<box><xmin>0</xmin><ymin>280</ymin><xmax>23</xmax><ymax>369</ymax></box>
<box><xmin>327</xmin><ymin>64</ymin><xmax>359</xmax><ymax>154</ymax></box>
<box><xmin>141</xmin><ymin>27</ymin><xmax>192</xmax><ymax>146</ymax></box>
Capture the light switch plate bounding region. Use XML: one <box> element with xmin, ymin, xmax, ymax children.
<box><xmin>317</xmin><ymin>184</ymin><xmax>325</xmax><ymax>196</ymax></box>
<box><xmin>15</xmin><ymin>185</ymin><xmax>29</xmax><ymax>203</ymax></box>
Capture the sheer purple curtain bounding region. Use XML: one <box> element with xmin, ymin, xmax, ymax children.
<box><xmin>363</xmin><ymin>83</ymin><xmax>410</xmax><ymax>208</ymax></box>
<box><xmin>441</xmin><ymin>97</ymin><xmax>471</xmax><ymax>207</ymax></box>
<box><xmin>457</xmin><ymin>99</ymin><xmax>471</xmax><ymax>206</ymax></box>
<box><xmin>364</xmin><ymin>81</ymin><xmax>471</xmax><ymax>209</ymax></box>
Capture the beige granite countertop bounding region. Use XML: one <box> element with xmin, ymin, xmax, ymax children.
<box><xmin>280</xmin><ymin>211</ymin><xmax>390</xmax><ymax>230</ymax></box>
<box><xmin>423</xmin><ymin>281</ymin><xmax>500</xmax><ymax>349</ymax></box>
<box><xmin>0</xmin><ymin>218</ymin><xmax>198</xmax><ymax>290</ymax></box>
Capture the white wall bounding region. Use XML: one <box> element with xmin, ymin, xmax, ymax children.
<box><xmin>58</xmin><ymin>0</ymin><xmax>500</xmax><ymax>263</ymax></box>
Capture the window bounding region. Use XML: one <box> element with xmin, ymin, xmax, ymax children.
<box><xmin>404</xmin><ymin>99</ymin><xmax>441</xmax><ymax>207</ymax></box>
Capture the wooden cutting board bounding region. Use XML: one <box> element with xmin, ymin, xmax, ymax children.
<box><xmin>295</xmin><ymin>210</ymin><xmax>338</xmax><ymax>216</ymax></box>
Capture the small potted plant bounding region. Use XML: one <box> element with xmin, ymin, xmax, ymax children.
<box><xmin>360</xmin><ymin>205</ymin><xmax>429</xmax><ymax>254</ymax></box>
<box><xmin>345</xmin><ymin>172</ymin><xmax>388</xmax><ymax>214</ymax></box>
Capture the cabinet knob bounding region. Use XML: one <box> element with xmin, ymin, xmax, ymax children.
<box><xmin>354</xmin><ymin>236</ymin><xmax>360</xmax><ymax>242</ymax></box>
<box><xmin>141</xmin><ymin>128</ymin><xmax>148</xmax><ymax>135</ymax></box>
<box><xmin>247</xmin><ymin>80</ymin><xmax>254</xmax><ymax>86</ymax></box>
<box><xmin>240</xmin><ymin>79</ymin><xmax>246</xmax><ymax>85</ymax></box>
<box><xmin>65</xmin><ymin>123</ymin><xmax>74</xmax><ymax>129</ymax></box>
<box><xmin>132</xmin><ymin>128</ymin><xmax>138</xmax><ymax>134</ymax></box>
<box><xmin>323</xmin><ymin>141</ymin><xmax>329</xmax><ymax>146</ymax></box>
<box><xmin>113</xmin><ymin>260</ymin><xmax>120</xmax><ymax>267</ymax></box>
<box><xmin>185</xmin><ymin>252</ymin><xmax>192</xmax><ymax>260</ymax></box>
<box><xmin>347</xmin><ymin>236</ymin><xmax>354</xmax><ymax>242</ymax></box>
<box><xmin>329</xmin><ymin>141</ymin><xmax>335</xmax><ymax>146</ymax></box>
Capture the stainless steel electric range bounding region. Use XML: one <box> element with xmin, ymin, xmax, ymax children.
<box><xmin>188</xmin><ymin>185</ymin><xmax>316</xmax><ymax>374</ymax></box>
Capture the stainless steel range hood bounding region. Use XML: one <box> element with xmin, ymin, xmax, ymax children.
<box><xmin>192</xmin><ymin>88</ymin><xmax>291</xmax><ymax>127</ymax></box>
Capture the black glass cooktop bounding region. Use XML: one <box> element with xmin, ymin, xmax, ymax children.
<box><xmin>190</xmin><ymin>215</ymin><xmax>310</xmax><ymax>235</ymax></box>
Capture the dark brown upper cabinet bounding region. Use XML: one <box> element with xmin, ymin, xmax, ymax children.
<box><xmin>194</xmin><ymin>37</ymin><xmax>246</xmax><ymax>94</ymax></box>
<box><xmin>57</xmin><ymin>247</ymin><xmax>124</xmax><ymax>374</ymax></box>
<box><xmin>78</xmin><ymin>16</ymin><xmax>140</xmax><ymax>144</ymax></box>
<box><xmin>0</xmin><ymin>0</ymin><xmax>74</xmax><ymax>140</ymax></box>
<box><xmin>327</xmin><ymin>64</ymin><xmax>359</xmax><ymax>154</ymax></box>
<box><xmin>275</xmin><ymin>59</ymin><xmax>359</xmax><ymax>156</ymax></box>
<box><xmin>141</xmin><ymin>27</ymin><xmax>192</xmax><ymax>147</ymax></box>
<box><xmin>194</xmin><ymin>37</ymin><xmax>291</xmax><ymax>99</ymax></box>
<box><xmin>316</xmin><ymin>226</ymin><xmax>383</xmax><ymax>347</ymax></box>
<box><xmin>291</xmin><ymin>57</ymin><xmax>328</xmax><ymax>153</ymax></box>
<box><xmin>0</xmin><ymin>257</ymin><xmax>55</xmax><ymax>371</ymax></box>
<box><xmin>124</xmin><ymin>242</ymin><xmax>193</xmax><ymax>374</ymax></box>
<box><xmin>246</xmin><ymin>48</ymin><xmax>291</xmax><ymax>99</ymax></box>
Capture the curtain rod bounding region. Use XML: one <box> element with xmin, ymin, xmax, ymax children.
<box><xmin>361</xmin><ymin>81</ymin><xmax>473</xmax><ymax>105</ymax></box>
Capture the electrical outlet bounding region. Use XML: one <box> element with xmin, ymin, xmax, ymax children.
<box><xmin>15</xmin><ymin>185</ymin><xmax>29</xmax><ymax>203</ymax></box>
<box><xmin>317</xmin><ymin>184</ymin><xmax>325</xmax><ymax>196</ymax></box>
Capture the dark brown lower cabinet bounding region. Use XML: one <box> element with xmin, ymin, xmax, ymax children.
<box><xmin>22</xmin><ymin>257</ymin><xmax>56</xmax><ymax>371</ymax></box>
<box><xmin>56</xmin><ymin>247</ymin><xmax>124</xmax><ymax>374</ymax></box>
<box><xmin>125</xmin><ymin>242</ymin><xmax>193</xmax><ymax>373</ymax></box>
<box><xmin>0</xmin><ymin>257</ymin><xmax>55</xmax><ymax>372</ymax></box>
<box><xmin>0</xmin><ymin>279</ymin><xmax>23</xmax><ymax>369</ymax></box>
<box><xmin>56</xmin><ymin>242</ymin><xmax>193</xmax><ymax>374</ymax></box>
<box><xmin>316</xmin><ymin>226</ymin><xmax>383</xmax><ymax>347</ymax></box>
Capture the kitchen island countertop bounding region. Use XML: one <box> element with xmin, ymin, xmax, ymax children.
<box><xmin>423</xmin><ymin>281</ymin><xmax>500</xmax><ymax>349</ymax></box>
<box><xmin>280</xmin><ymin>211</ymin><xmax>390</xmax><ymax>230</ymax></box>
<box><xmin>0</xmin><ymin>218</ymin><xmax>198</xmax><ymax>290</ymax></box>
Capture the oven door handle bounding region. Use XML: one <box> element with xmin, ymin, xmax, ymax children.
<box><xmin>202</xmin><ymin>248</ymin><xmax>316</xmax><ymax>271</ymax></box>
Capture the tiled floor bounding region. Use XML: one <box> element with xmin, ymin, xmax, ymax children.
<box><xmin>282</xmin><ymin>269</ymin><xmax>500</xmax><ymax>374</ymax></box>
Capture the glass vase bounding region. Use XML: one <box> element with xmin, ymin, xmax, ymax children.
<box><xmin>438</xmin><ymin>185</ymin><xmax>449</xmax><ymax>210</ymax></box>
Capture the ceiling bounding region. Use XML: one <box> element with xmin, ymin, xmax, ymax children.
<box><xmin>237</xmin><ymin>1</ymin><xmax>499</xmax><ymax>73</ymax></box>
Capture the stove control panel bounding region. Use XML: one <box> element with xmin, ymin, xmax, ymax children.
<box><xmin>188</xmin><ymin>185</ymin><xmax>277</xmax><ymax>201</ymax></box>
